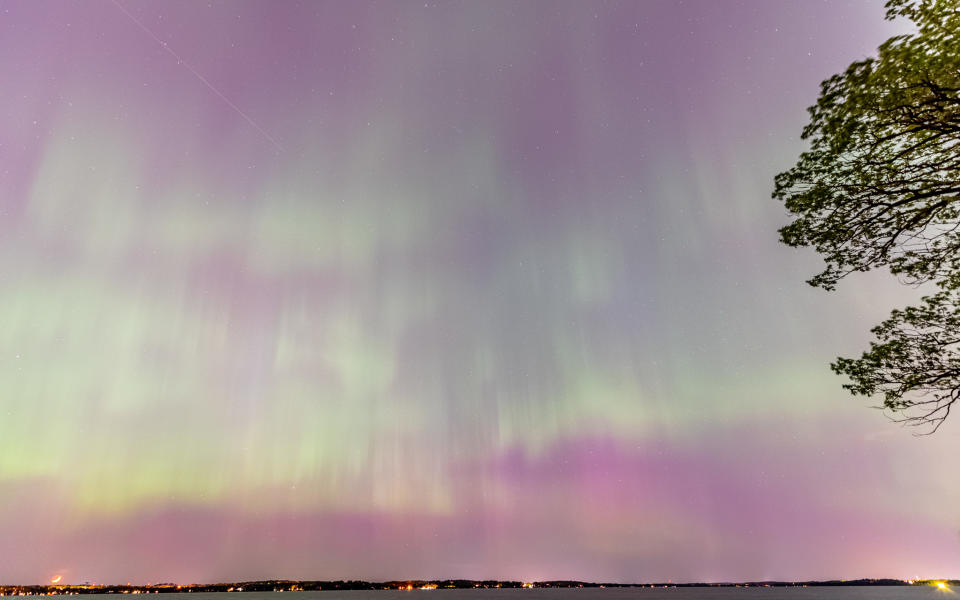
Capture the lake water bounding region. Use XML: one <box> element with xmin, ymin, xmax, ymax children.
<box><xmin>27</xmin><ymin>589</ymin><xmax>948</xmax><ymax>600</ymax></box>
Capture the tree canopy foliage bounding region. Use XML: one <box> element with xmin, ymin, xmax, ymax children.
<box><xmin>774</xmin><ymin>0</ymin><xmax>960</xmax><ymax>432</ymax></box>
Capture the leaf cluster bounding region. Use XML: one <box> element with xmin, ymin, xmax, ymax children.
<box><xmin>832</xmin><ymin>289</ymin><xmax>960</xmax><ymax>432</ymax></box>
<box><xmin>775</xmin><ymin>0</ymin><xmax>960</xmax><ymax>431</ymax></box>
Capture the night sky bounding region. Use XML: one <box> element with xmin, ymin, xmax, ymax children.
<box><xmin>1</xmin><ymin>0</ymin><xmax>959</xmax><ymax>586</ymax></box>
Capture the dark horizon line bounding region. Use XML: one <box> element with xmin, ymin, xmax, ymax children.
<box><xmin>2</xmin><ymin>577</ymin><xmax>957</xmax><ymax>592</ymax></box>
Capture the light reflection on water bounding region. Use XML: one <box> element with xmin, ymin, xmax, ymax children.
<box><xmin>20</xmin><ymin>589</ymin><xmax>947</xmax><ymax>600</ymax></box>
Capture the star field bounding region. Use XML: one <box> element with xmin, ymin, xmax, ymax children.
<box><xmin>0</xmin><ymin>0</ymin><xmax>957</xmax><ymax>585</ymax></box>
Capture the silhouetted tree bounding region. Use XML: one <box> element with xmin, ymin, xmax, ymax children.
<box><xmin>774</xmin><ymin>0</ymin><xmax>960</xmax><ymax>432</ymax></box>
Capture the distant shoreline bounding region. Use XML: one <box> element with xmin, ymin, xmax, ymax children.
<box><xmin>1</xmin><ymin>578</ymin><xmax>956</xmax><ymax>595</ymax></box>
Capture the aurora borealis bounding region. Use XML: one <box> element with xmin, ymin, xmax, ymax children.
<box><xmin>2</xmin><ymin>0</ymin><xmax>960</xmax><ymax>585</ymax></box>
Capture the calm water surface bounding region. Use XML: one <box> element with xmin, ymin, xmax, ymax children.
<box><xmin>30</xmin><ymin>589</ymin><xmax>948</xmax><ymax>600</ymax></box>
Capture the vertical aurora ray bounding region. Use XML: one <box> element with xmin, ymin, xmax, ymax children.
<box><xmin>0</xmin><ymin>0</ymin><xmax>958</xmax><ymax>585</ymax></box>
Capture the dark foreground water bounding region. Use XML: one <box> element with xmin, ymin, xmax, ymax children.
<box><xmin>28</xmin><ymin>589</ymin><xmax>948</xmax><ymax>600</ymax></box>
